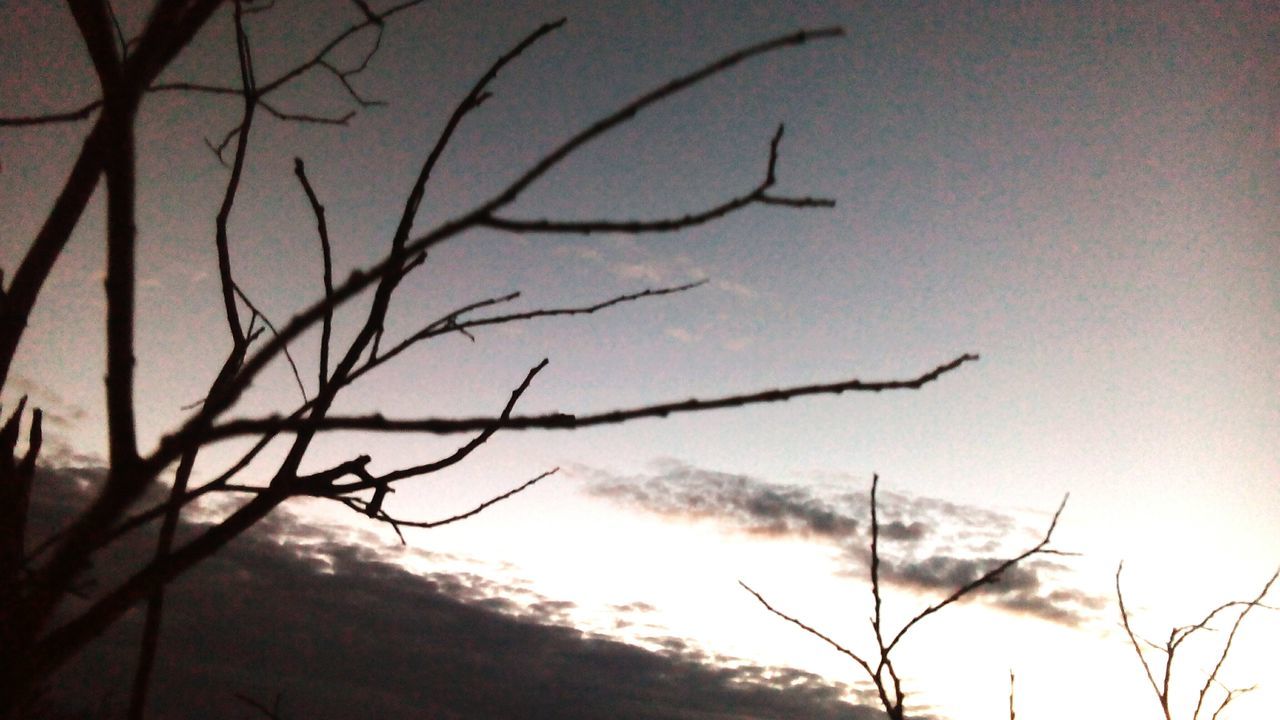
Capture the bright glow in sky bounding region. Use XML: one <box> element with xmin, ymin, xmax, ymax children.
<box><xmin>2</xmin><ymin>1</ymin><xmax>1277</xmax><ymax>719</ymax></box>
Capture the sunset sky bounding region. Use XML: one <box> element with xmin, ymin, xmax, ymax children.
<box><xmin>2</xmin><ymin>1</ymin><xmax>1277</xmax><ymax>719</ymax></box>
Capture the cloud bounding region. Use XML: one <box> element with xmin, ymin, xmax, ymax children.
<box><xmin>587</xmin><ymin>461</ymin><xmax>859</xmax><ymax>541</ymax></box>
<box><xmin>581</xmin><ymin>461</ymin><xmax>1101</xmax><ymax>626</ymax></box>
<box><xmin>712</xmin><ymin>279</ymin><xmax>757</xmax><ymax>299</ymax></box>
<box><xmin>664</xmin><ymin>326</ymin><xmax>699</xmax><ymax>343</ymax></box>
<box><xmin>30</xmin><ymin>467</ymin><xmax>879</xmax><ymax>720</ymax></box>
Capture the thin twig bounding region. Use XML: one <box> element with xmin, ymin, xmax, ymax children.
<box><xmin>885</xmin><ymin>494</ymin><xmax>1068</xmax><ymax>655</ymax></box>
<box><xmin>1193</xmin><ymin>569</ymin><xmax>1278</xmax><ymax>720</ymax></box>
<box><xmin>232</xmin><ymin>284</ymin><xmax>308</xmax><ymax>404</ymax></box>
<box><xmin>342</xmin><ymin>468</ymin><xmax>558</xmax><ymax>539</ymax></box>
<box><xmin>350</xmin><ymin>281</ymin><xmax>706</xmax><ymax>385</ymax></box>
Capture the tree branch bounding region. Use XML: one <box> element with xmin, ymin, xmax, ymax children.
<box><xmin>348</xmin><ymin>281</ymin><xmax>706</xmax><ymax>387</ymax></box>
<box><xmin>481</xmin><ymin>126</ymin><xmax>833</xmax><ymax>235</ymax></box>
<box><xmin>138</xmin><ymin>26</ymin><xmax>848</xmax><ymax>488</ymax></box>
<box><xmin>342</xmin><ymin>468</ymin><xmax>557</xmax><ymax>541</ymax></box>
<box><xmin>476</xmin><ymin>27</ymin><xmax>843</xmax><ymax>211</ymax></box>
<box><xmin>1119</xmin><ymin>562</ymin><xmax>1279</xmax><ymax>720</ymax></box>
<box><xmin>885</xmin><ymin>494</ymin><xmax>1069</xmax><ymax>655</ymax></box>
<box><xmin>292</xmin><ymin>158</ymin><xmax>335</xmax><ymax>392</ymax></box>
<box><xmin>745</xmin><ymin>475</ymin><xmax>1068</xmax><ymax>720</ymax></box>
<box><xmin>209</xmin><ymin>354</ymin><xmax>978</xmax><ymax>440</ymax></box>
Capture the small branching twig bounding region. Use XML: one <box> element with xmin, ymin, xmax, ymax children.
<box><xmin>339</xmin><ymin>468</ymin><xmax>558</xmax><ymax>544</ymax></box>
<box><xmin>1117</xmin><ymin>563</ymin><xmax>1278</xmax><ymax>720</ymax></box>
<box><xmin>481</xmin><ymin>126</ymin><xmax>831</xmax><ymax>235</ymax></box>
<box><xmin>744</xmin><ymin>474</ymin><xmax>1068</xmax><ymax>720</ymax></box>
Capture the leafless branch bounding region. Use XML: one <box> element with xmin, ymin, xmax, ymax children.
<box><xmin>209</xmin><ymin>354</ymin><xmax>978</xmax><ymax>441</ymax></box>
<box><xmin>348</xmin><ymin>281</ymin><xmax>706</xmax><ymax>386</ymax></box>
<box><xmin>1118</xmin><ymin>563</ymin><xmax>1279</xmax><ymax>720</ymax></box>
<box><xmin>0</xmin><ymin>101</ymin><xmax>105</xmax><ymax>127</ymax></box>
<box><xmin>292</xmin><ymin>158</ymin><xmax>335</xmax><ymax>392</ymax></box>
<box><xmin>1</xmin><ymin>1</ymin><xmax>426</xmax><ymax>128</ymax></box>
<box><xmin>259</xmin><ymin>99</ymin><xmax>355</xmax><ymax>125</ymax></box>
<box><xmin>339</xmin><ymin>468</ymin><xmax>558</xmax><ymax>540</ymax></box>
<box><xmin>744</xmin><ymin>475</ymin><xmax>1067</xmax><ymax>720</ymax></box>
<box><xmin>232</xmin><ymin>285</ymin><xmax>308</xmax><ymax>404</ymax></box>
<box><xmin>137</xmin><ymin>25</ymin><xmax>848</xmax><ymax>488</ymax></box>
<box><xmin>476</xmin><ymin>28</ymin><xmax>843</xmax><ymax>212</ymax></box>
<box><xmin>34</xmin><ymin>279</ymin><xmax>699</xmax><ymax>558</ymax></box>
<box><xmin>739</xmin><ymin>581</ymin><xmax>878</xmax><ymax>676</ymax></box>
<box><xmin>481</xmin><ymin>126</ymin><xmax>832</xmax><ymax>235</ymax></box>
<box><xmin>885</xmin><ymin>493</ymin><xmax>1069</xmax><ymax>655</ymax></box>
<box><xmin>304</xmin><ymin>360</ymin><xmax>549</xmax><ymax>497</ymax></box>
<box><xmin>1009</xmin><ymin>670</ymin><xmax>1016</xmax><ymax>720</ymax></box>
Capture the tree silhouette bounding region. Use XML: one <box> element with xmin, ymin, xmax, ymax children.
<box><xmin>0</xmin><ymin>2</ymin><xmax>976</xmax><ymax>717</ymax></box>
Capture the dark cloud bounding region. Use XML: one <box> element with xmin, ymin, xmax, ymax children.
<box><xmin>611</xmin><ymin>601</ymin><xmax>658</xmax><ymax>614</ymax></box>
<box><xmin>29</xmin><ymin>467</ymin><xmax>879</xmax><ymax>720</ymax></box>
<box><xmin>586</xmin><ymin>461</ymin><xmax>860</xmax><ymax>541</ymax></box>
<box><xmin>580</xmin><ymin>461</ymin><xmax>1102</xmax><ymax>627</ymax></box>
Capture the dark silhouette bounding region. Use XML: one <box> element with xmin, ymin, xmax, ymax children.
<box><xmin>0</xmin><ymin>3</ymin><xmax>974</xmax><ymax>717</ymax></box>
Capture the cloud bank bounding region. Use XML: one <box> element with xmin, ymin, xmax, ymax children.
<box><xmin>30</xmin><ymin>467</ymin><xmax>878</xmax><ymax>720</ymax></box>
<box><xmin>582</xmin><ymin>460</ymin><xmax>1103</xmax><ymax>626</ymax></box>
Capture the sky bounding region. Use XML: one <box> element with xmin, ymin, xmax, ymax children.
<box><xmin>2</xmin><ymin>1</ymin><xmax>1278</xmax><ymax>719</ymax></box>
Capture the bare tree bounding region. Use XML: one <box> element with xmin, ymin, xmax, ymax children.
<box><xmin>742</xmin><ymin>475</ymin><xmax>1067</xmax><ymax>720</ymax></box>
<box><xmin>1116</xmin><ymin>563</ymin><xmax>1278</xmax><ymax>720</ymax></box>
<box><xmin>0</xmin><ymin>2</ymin><xmax>978</xmax><ymax>717</ymax></box>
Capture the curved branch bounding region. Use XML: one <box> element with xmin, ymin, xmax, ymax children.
<box><xmin>341</xmin><ymin>468</ymin><xmax>558</xmax><ymax>537</ymax></box>
<box><xmin>209</xmin><ymin>354</ymin><xmax>979</xmax><ymax>440</ymax></box>
<box><xmin>476</xmin><ymin>27</ymin><xmax>843</xmax><ymax>211</ymax></box>
<box><xmin>481</xmin><ymin>126</ymin><xmax>833</xmax><ymax>235</ymax></box>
